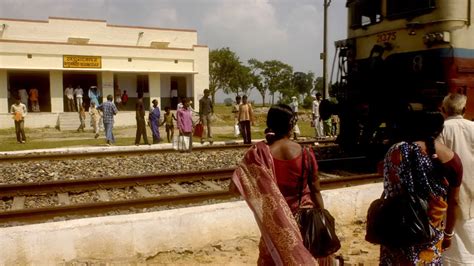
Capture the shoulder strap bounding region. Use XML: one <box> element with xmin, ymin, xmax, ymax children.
<box><xmin>297</xmin><ymin>146</ymin><xmax>305</xmax><ymax>207</ymax></box>
<box><xmin>297</xmin><ymin>146</ymin><xmax>314</xmax><ymax>207</ymax></box>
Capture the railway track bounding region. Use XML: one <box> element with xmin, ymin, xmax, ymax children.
<box><xmin>0</xmin><ymin>167</ymin><xmax>381</xmax><ymax>226</ymax></box>
<box><xmin>0</xmin><ymin>139</ymin><xmax>336</xmax><ymax>162</ymax></box>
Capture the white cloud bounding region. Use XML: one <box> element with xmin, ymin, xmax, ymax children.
<box><xmin>202</xmin><ymin>0</ymin><xmax>288</xmax><ymax>62</ymax></box>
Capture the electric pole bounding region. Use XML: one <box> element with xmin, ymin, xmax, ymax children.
<box><xmin>322</xmin><ymin>0</ymin><xmax>331</xmax><ymax>99</ymax></box>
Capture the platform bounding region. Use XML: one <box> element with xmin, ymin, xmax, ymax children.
<box><xmin>0</xmin><ymin>183</ymin><xmax>382</xmax><ymax>264</ymax></box>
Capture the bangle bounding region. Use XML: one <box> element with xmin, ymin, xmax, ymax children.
<box><xmin>444</xmin><ymin>231</ymin><xmax>455</xmax><ymax>238</ymax></box>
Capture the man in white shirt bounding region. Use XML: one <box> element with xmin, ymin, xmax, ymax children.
<box><xmin>312</xmin><ymin>93</ymin><xmax>323</xmax><ymax>139</ymax></box>
<box><xmin>64</xmin><ymin>84</ymin><xmax>75</xmax><ymax>112</ymax></box>
<box><xmin>74</xmin><ymin>85</ymin><xmax>84</xmax><ymax>111</ymax></box>
<box><xmin>439</xmin><ymin>93</ymin><xmax>474</xmax><ymax>265</ymax></box>
<box><xmin>290</xmin><ymin>96</ymin><xmax>300</xmax><ymax>140</ymax></box>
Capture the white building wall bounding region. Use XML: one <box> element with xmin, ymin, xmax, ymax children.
<box><xmin>148</xmin><ymin>73</ymin><xmax>161</xmax><ymax>101</ymax></box>
<box><xmin>116</xmin><ymin>73</ymin><xmax>137</xmax><ymax>98</ymax></box>
<box><xmin>49</xmin><ymin>71</ymin><xmax>63</xmax><ymax>113</ymax></box>
<box><xmin>101</xmin><ymin>72</ymin><xmax>114</xmax><ymax>101</ymax></box>
<box><xmin>0</xmin><ymin>17</ymin><xmax>208</xmax><ymax>128</ymax></box>
<box><xmin>192</xmin><ymin>46</ymin><xmax>210</xmax><ymax>113</ymax></box>
<box><xmin>0</xmin><ymin>70</ymin><xmax>7</xmax><ymax>113</ymax></box>
<box><xmin>0</xmin><ymin>17</ymin><xmax>197</xmax><ymax>49</ymax></box>
<box><xmin>160</xmin><ymin>75</ymin><xmax>171</xmax><ymax>97</ymax></box>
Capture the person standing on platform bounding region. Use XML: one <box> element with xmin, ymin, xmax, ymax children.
<box><xmin>238</xmin><ymin>95</ymin><xmax>254</xmax><ymax>144</ymax></box>
<box><xmin>88</xmin><ymin>86</ymin><xmax>100</xmax><ymax>108</ymax></box>
<box><xmin>230</xmin><ymin>104</ymin><xmax>324</xmax><ymax>265</ymax></box>
<box><xmin>121</xmin><ymin>90</ymin><xmax>129</xmax><ymax>108</ymax></box>
<box><xmin>161</xmin><ymin>106</ymin><xmax>176</xmax><ymax>143</ymax></box>
<box><xmin>289</xmin><ymin>96</ymin><xmax>300</xmax><ymax>140</ymax></box>
<box><xmin>29</xmin><ymin>87</ymin><xmax>40</xmax><ymax>112</ymax></box>
<box><xmin>177</xmin><ymin>97</ymin><xmax>185</xmax><ymax>110</ymax></box>
<box><xmin>74</xmin><ymin>85</ymin><xmax>84</xmax><ymax>112</ymax></box>
<box><xmin>439</xmin><ymin>93</ymin><xmax>474</xmax><ymax>265</ymax></box>
<box><xmin>97</xmin><ymin>95</ymin><xmax>118</xmax><ymax>146</ymax></box>
<box><xmin>149</xmin><ymin>99</ymin><xmax>161</xmax><ymax>144</ymax></box>
<box><xmin>64</xmin><ymin>84</ymin><xmax>75</xmax><ymax>112</ymax></box>
<box><xmin>379</xmin><ymin>111</ymin><xmax>462</xmax><ymax>265</ymax></box>
<box><xmin>232</xmin><ymin>95</ymin><xmax>242</xmax><ymax>137</ymax></box>
<box><xmin>199</xmin><ymin>89</ymin><xmax>214</xmax><ymax>145</ymax></box>
<box><xmin>177</xmin><ymin>98</ymin><xmax>193</xmax><ymax>152</ymax></box>
<box><xmin>312</xmin><ymin>93</ymin><xmax>323</xmax><ymax>139</ymax></box>
<box><xmin>10</xmin><ymin>96</ymin><xmax>27</xmax><ymax>143</ymax></box>
<box><xmin>89</xmin><ymin>102</ymin><xmax>101</xmax><ymax>139</ymax></box>
<box><xmin>134</xmin><ymin>97</ymin><xmax>149</xmax><ymax>146</ymax></box>
<box><xmin>77</xmin><ymin>103</ymin><xmax>86</xmax><ymax>132</ymax></box>
<box><xmin>114</xmin><ymin>84</ymin><xmax>122</xmax><ymax>109</ymax></box>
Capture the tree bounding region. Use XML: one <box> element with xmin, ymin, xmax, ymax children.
<box><xmin>260</xmin><ymin>60</ymin><xmax>293</xmax><ymax>105</ymax></box>
<box><xmin>248</xmin><ymin>58</ymin><xmax>267</xmax><ymax>106</ymax></box>
<box><xmin>292</xmin><ymin>71</ymin><xmax>315</xmax><ymax>99</ymax></box>
<box><xmin>209</xmin><ymin>47</ymin><xmax>240</xmax><ymax>103</ymax></box>
<box><xmin>228</xmin><ymin>64</ymin><xmax>253</xmax><ymax>97</ymax></box>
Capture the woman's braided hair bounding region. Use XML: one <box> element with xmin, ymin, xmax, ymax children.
<box><xmin>265</xmin><ymin>104</ymin><xmax>297</xmax><ymax>145</ymax></box>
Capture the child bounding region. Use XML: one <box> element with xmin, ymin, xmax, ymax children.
<box><xmin>77</xmin><ymin>104</ymin><xmax>86</xmax><ymax>132</ymax></box>
<box><xmin>89</xmin><ymin>102</ymin><xmax>101</xmax><ymax>138</ymax></box>
<box><xmin>160</xmin><ymin>106</ymin><xmax>177</xmax><ymax>143</ymax></box>
<box><xmin>121</xmin><ymin>90</ymin><xmax>129</xmax><ymax>107</ymax></box>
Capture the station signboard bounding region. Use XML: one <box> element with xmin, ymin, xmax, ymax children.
<box><xmin>63</xmin><ymin>55</ymin><xmax>102</xmax><ymax>69</ymax></box>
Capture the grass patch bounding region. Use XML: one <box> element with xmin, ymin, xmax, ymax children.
<box><xmin>0</xmin><ymin>104</ymin><xmax>315</xmax><ymax>152</ymax></box>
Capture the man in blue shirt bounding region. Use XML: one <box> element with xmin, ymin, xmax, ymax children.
<box><xmin>97</xmin><ymin>95</ymin><xmax>118</xmax><ymax>145</ymax></box>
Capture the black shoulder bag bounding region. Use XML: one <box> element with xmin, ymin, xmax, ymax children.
<box><xmin>365</xmin><ymin>146</ymin><xmax>437</xmax><ymax>248</ymax></box>
<box><xmin>295</xmin><ymin>146</ymin><xmax>341</xmax><ymax>258</ymax></box>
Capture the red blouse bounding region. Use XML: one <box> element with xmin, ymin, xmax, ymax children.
<box><xmin>273</xmin><ymin>149</ymin><xmax>319</xmax><ymax>212</ymax></box>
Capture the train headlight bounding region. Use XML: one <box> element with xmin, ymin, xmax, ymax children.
<box><xmin>429</xmin><ymin>34</ymin><xmax>437</xmax><ymax>42</ymax></box>
<box><xmin>423</xmin><ymin>35</ymin><xmax>431</xmax><ymax>44</ymax></box>
<box><xmin>423</xmin><ymin>31</ymin><xmax>450</xmax><ymax>45</ymax></box>
<box><xmin>435</xmin><ymin>33</ymin><xmax>444</xmax><ymax>41</ymax></box>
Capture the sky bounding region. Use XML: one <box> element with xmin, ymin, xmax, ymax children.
<box><xmin>0</xmin><ymin>0</ymin><xmax>348</xmax><ymax>103</ymax></box>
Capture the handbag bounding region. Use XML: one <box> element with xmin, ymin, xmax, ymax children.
<box><xmin>295</xmin><ymin>147</ymin><xmax>341</xmax><ymax>258</ymax></box>
<box><xmin>193</xmin><ymin>122</ymin><xmax>204</xmax><ymax>138</ymax></box>
<box><xmin>365</xmin><ymin>191</ymin><xmax>436</xmax><ymax>248</ymax></box>
<box><xmin>365</xmin><ymin>146</ymin><xmax>437</xmax><ymax>248</ymax></box>
<box><xmin>234</xmin><ymin>123</ymin><xmax>240</xmax><ymax>137</ymax></box>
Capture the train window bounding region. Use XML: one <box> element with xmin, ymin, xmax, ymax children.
<box><xmin>347</xmin><ymin>0</ymin><xmax>382</xmax><ymax>28</ymax></box>
<box><xmin>387</xmin><ymin>0</ymin><xmax>436</xmax><ymax>19</ymax></box>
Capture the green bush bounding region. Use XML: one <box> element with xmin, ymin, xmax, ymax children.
<box><xmin>302</xmin><ymin>95</ymin><xmax>313</xmax><ymax>109</ymax></box>
<box><xmin>223</xmin><ymin>98</ymin><xmax>233</xmax><ymax>106</ymax></box>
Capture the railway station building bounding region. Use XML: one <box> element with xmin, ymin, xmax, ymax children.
<box><xmin>0</xmin><ymin>17</ymin><xmax>209</xmax><ymax>129</ymax></box>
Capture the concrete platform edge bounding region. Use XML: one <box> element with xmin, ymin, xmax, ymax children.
<box><xmin>0</xmin><ymin>183</ymin><xmax>383</xmax><ymax>264</ymax></box>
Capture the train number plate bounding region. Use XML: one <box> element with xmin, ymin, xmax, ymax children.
<box><xmin>376</xmin><ymin>32</ymin><xmax>397</xmax><ymax>43</ymax></box>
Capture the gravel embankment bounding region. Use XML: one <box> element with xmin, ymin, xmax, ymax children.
<box><xmin>0</xmin><ymin>150</ymin><xmax>246</xmax><ymax>184</ymax></box>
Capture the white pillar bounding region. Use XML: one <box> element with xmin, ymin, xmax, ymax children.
<box><xmin>148</xmin><ymin>73</ymin><xmax>161</xmax><ymax>102</ymax></box>
<box><xmin>101</xmin><ymin>72</ymin><xmax>114</xmax><ymax>102</ymax></box>
<box><xmin>50</xmin><ymin>71</ymin><xmax>63</xmax><ymax>112</ymax></box>
<box><xmin>193</xmin><ymin>46</ymin><xmax>209</xmax><ymax>113</ymax></box>
<box><xmin>0</xmin><ymin>70</ymin><xmax>7</xmax><ymax>113</ymax></box>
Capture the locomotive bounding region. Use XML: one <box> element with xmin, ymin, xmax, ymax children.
<box><xmin>332</xmin><ymin>0</ymin><xmax>474</xmax><ymax>159</ymax></box>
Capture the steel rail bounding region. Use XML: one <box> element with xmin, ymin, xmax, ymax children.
<box><xmin>0</xmin><ymin>191</ymin><xmax>234</xmax><ymax>224</ymax></box>
<box><xmin>0</xmin><ymin>168</ymin><xmax>235</xmax><ymax>197</ymax></box>
<box><xmin>0</xmin><ymin>173</ymin><xmax>382</xmax><ymax>225</ymax></box>
<box><xmin>0</xmin><ymin>139</ymin><xmax>335</xmax><ymax>162</ymax></box>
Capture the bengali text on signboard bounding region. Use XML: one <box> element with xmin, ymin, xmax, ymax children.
<box><xmin>63</xmin><ymin>55</ymin><xmax>102</xmax><ymax>69</ymax></box>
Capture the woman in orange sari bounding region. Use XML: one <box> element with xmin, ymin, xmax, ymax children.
<box><xmin>231</xmin><ymin>104</ymin><xmax>330</xmax><ymax>265</ymax></box>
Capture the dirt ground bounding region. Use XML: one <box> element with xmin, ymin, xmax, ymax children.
<box><xmin>144</xmin><ymin>221</ymin><xmax>379</xmax><ymax>265</ymax></box>
<box><xmin>75</xmin><ymin>221</ymin><xmax>378</xmax><ymax>265</ymax></box>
